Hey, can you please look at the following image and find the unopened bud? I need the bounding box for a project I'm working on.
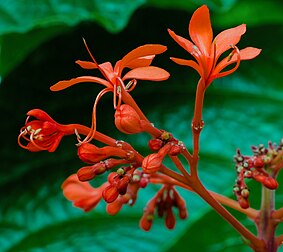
[148,138,163,151]
[117,176,130,195]
[102,185,119,203]
[77,163,107,181]
[263,177,278,190]
[139,212,154,231]
[114,104,143,134]
[165,208,176,230]
[238,197,250,209]
[168,143,183,156]
[78,143,107,163]
[142,153,163,174]
[254,157,265,168]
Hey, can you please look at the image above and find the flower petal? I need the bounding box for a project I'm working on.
[189,5,213,57]
[125,55,155,69]
[27,109,56,123]
[214,24,246,59]
[76,60,99,69]
[214,47,262,74]
[168,29,195,54]
[170,57,202,76]
[118,44,167,75]
[98,62,116,83]
[122,66,170,81]
[50,76,111,91]
[230,47,262,61]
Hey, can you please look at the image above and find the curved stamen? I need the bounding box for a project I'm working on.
[29,131,47,151]
[78,88,112,145]
[18,129,30,150]
[216,45,241,79]
[125,79,137,92]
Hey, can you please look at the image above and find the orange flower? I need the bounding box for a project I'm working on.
[50,40,170,143]
[168,5,261,87]
[18,109,73,152]
[62,174,108,212]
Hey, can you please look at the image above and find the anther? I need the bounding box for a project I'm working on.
[34,128,42,135]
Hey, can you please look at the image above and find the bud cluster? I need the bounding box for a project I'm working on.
[233,140,282,209]
[106,169,150,215]
[139,186,188,231]
[102,166,149,204]
[143,132,185,174]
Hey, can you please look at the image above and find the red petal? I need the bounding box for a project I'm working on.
[125,55,155,69]
[50,76,111,91]
[214,47,261,74]
[118,44,167,75]
[214,24,246,59]
[189,5,213,57]
[122,66,170,81]
[76,60,99,69]
[170,57,202,76]
[168,29,195,54]
[98,62,116,83]
[27,109,56,123]
[231,47,262,61]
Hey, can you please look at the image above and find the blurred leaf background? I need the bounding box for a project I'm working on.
[0,0,283,251]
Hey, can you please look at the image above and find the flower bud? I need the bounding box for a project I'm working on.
[148,139,163,151]
[77,163,107,181]
[142,153,163,174]
[114,104,143,134]
[139,176,149,188]
[139,212,154,231]
[106,200,123,215]
[165,208,176,230]
[253,157,265,169]
[262,177,278,190]
[78,143,107,163]
[102,185,119,203]
[238,197,250,209]
[117,176,130,195]
[168,143,183,156]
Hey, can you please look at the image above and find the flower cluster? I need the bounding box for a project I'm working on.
[140,186,187,231]
[18,5,265,237]
[233,140,283,209]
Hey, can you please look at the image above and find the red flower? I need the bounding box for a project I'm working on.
[18,109,73,152]
[62,174,108,212]
[168,5,261,87]
[50,41,170,143]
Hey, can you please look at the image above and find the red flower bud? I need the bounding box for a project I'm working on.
[262,177,278,190]
[139,176,149,188]
[139,212,154,231]
[165,208,176,230]
[178,207,188,220]
[102,185,119,203]
[148,139,163,151]
[142,153,163,174]
[114,104,144,134]
[107,172,118,184]
[77,163,107,181]
[168,143,183,156]
[106,200,123,215]
[253,157,265,169]
[238,197,250,209]
[78,143,107,163]
[117,176,130,195]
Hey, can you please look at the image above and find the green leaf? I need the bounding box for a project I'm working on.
[0,0,145,79]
